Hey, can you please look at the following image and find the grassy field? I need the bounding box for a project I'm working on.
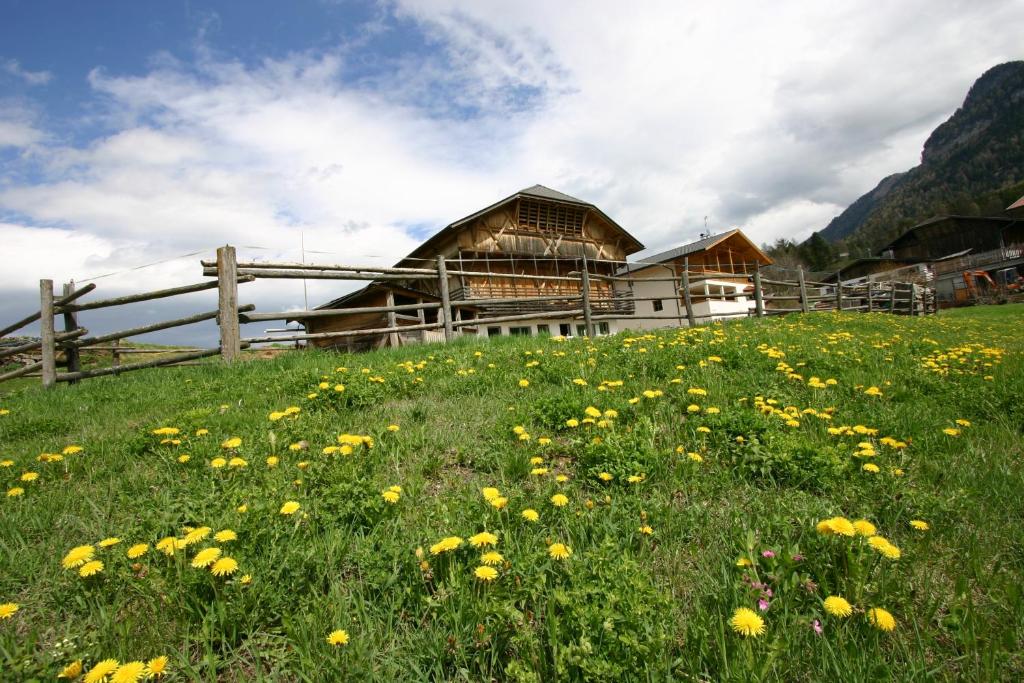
[1,306,1022,681]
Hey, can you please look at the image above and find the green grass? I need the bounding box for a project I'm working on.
[1,307,1023,681]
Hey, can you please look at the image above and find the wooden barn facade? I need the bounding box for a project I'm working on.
[301,185,645,349]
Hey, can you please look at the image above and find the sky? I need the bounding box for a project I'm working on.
[1,0,1022,346]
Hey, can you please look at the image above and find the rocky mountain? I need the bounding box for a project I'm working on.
[818,61,1024,252]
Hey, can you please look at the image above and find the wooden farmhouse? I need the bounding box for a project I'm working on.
[613,229,773,329]
[301,185,645,350]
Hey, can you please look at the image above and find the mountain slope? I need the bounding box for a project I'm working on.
[819,60,1024,251]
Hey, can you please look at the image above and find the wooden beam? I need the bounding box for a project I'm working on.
[57,348,223,382]
[0,282,96,338]
[217,246,241,363]
[64,278,252,313]
[39,280,56,389]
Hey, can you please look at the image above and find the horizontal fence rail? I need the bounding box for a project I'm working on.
[1,244,937,390]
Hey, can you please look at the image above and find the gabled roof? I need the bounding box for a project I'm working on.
[635,229,773,266]
[1008,195,1024,212]
[875,214,1015,254]
[399,184,645,264]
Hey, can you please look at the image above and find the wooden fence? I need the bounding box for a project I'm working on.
[1,245,935,389]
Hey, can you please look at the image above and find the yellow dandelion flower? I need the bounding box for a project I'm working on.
[823,595,853,618]
[639,525,653,535]
[867,536,901,559]
[0,602,18,619]
[190,547,222,568]
[481,551,503,566]
[182,527,211,545]
[239,574,252,585]
[942,428,960,436]
[195,428,209,436]
[469,531,498,548]
[145,656,168,678]
[327,629,349,646]
[210,557,239,577]
[382,490,400,504]
[530,467,548,476]
[481,487,501,501]
[909,520,929,531]
[20,472,38,482]
[220,437,242,449]
[279,501,301,515]
[98,537,120,548]
[736,557,751,567]
[84,659,119,683]
[521,508,539,522]
[7,487,24,497]
[177,454,190,463]
[62,545,95,569]
[387,424,400,432]
[518,379,530,387]
[156,537,178,556]
[489,496,508,510]
[236,504,248,513]
[867,607,896,631]
[598,472,613,481]
[550,493,569,507]
[474,565,498,581]
[729,607,766,637]
[565,419,579,428]
[429,536,463,555]
[548,543,572,560]
[210,457,227,469]
[126,543,149,559]
[58,660,83,679]
[78,560,103,577]
[228,457,247,468]
[853,520,876,537]
[110,661,146,683]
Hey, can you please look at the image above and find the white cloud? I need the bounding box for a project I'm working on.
[2,59,53,86]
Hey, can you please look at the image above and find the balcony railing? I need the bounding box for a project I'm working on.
[932,246,1024,276]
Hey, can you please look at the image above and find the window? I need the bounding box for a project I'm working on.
[576,324,587,337]
[517,199,585,235]
[559,323,572,337]
[487,326,502,337]
[509,327,532,336]
[536,324,551,336]
[652,299,664,312]
[598,322,610,335]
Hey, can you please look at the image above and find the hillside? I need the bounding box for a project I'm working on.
[1,308,1023,681]
[819,61,1024,251]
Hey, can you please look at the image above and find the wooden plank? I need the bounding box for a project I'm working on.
[64,278,252,313]
[242,322,441,344]
[0,361,43,383]
[385,290,399,348]
[835,275,843,312]
[0,283,96,338]
[458,309,584,328]
[39,280,56,389]
[72,305,253,348]
[437,256,454,342]
[217,246,241,363]
[753,265,765,317]
[580,255,594,337]
[201,259,438,275]
[57,348,222,382]
[242,302,441,322]
[593,310,752,321]
[61,283,82,382]
[797,267,809,313]
[682,257,697,326]
[205,267,435,281]
[0,328,87,361]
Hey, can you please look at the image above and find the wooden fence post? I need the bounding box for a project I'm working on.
[62,282,81,382]
[835,274,843,312]
[752,265,765,318]
[889,282,896,314]
[112,339,121,373]
[40,279,56,388]
[866,282,874,312]
[437,255,454,342]
[909,283,918,316]
[217,245,241,363]
[682,256,697,327]
[797,266,809,313]
[580,253,594,338]
[385,290,400,348]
